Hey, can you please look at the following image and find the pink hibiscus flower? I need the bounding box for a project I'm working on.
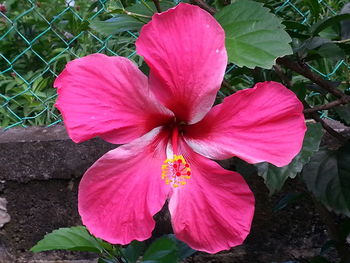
[54,3,306,253]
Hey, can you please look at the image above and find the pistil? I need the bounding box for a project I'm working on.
[161,126,191,188]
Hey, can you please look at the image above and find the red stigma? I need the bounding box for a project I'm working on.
[161,155,191,188]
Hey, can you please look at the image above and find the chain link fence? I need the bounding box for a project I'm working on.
[0,0,348,129]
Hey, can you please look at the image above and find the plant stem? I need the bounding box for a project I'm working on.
[304,102,348,143]
[221,79,237,92]
[273,64,292,88]
[152,0,161,13]
[333,38,350,44]
[276,57,347,99]
[276,57,350,142]
[124,10,152,18]
[303,98,350,113]
[190,0,216,14]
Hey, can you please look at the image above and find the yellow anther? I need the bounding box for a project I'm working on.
[161,154,191,188]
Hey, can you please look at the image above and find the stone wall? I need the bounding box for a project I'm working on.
[0,126,114,262]
[0,125,332,263]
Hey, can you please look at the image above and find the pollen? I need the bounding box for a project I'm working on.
[161,154,191,188]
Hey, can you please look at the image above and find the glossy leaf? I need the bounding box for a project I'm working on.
[304,0,320,20]
[312,14,350,36]
[109,0,124,12]
[142,236,178,263]
[167,234,196,260]
[341,3,350,39]
[283,21,309,32]
[256,123,323,194]
[90,15,145,35]
[317,43,345,60]
[303,142,350,216]
[90,1,177,35]
[300,37,332,51]
[126,1,176,15]
[215,0,292,69]
[31,226,103,253]
[123,241,145,263]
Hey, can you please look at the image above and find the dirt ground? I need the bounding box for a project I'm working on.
[1,172,334,263]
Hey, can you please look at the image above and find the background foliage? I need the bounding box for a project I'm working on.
[2,0,350,262]
[0,0,139,128]
[0,0,349,128]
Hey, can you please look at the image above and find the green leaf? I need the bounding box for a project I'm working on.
[125,2,157,16]
[167,234,196,260]
[256,123,323,194]
[90,15,145,35]
[317,43,345,61]
[126,1,175,16]
[299,37,345,60]
[303,142,350,216]
[312,14,350,36]
[283,21,309,32]
[123,241,145,263]
[215,0,292,69]
[255,162,290,194]
[318,26,339,39]
[304,0,320,20]
[290,81,307,101]
[301,37,332,51]
[109,0,124,11]
[110,1,175,16]
[31,226,103,253]
[142,236,178,263]
[341,4,350,39]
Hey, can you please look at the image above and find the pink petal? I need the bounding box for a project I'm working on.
[168,139,255,253]
[78,127,170,244]
[54,53,173,144]
[184,81,306,167]
[136,3,227,124]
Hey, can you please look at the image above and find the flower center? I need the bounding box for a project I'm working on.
[162,154,191,188]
